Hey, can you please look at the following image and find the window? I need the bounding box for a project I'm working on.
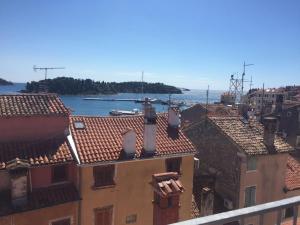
[52,165,67,183]
[166,157,182,174]
[93,165,115,187]
[285,207,294,218]
[126,214,137,224]
[296,136,300,148]
[287,111,292,117]
[95,206,113,225]
[74,121,85,129]
[247,157,257,171]
[245,186,256,207]
[51,218,71,225]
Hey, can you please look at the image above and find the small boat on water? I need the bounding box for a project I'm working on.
[109,108,140,116]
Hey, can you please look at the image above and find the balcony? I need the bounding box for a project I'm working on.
[171,196,300,225]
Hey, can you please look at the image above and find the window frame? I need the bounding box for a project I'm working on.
[246,157,257,172]
[52,164,68,184]
[49,216,72,225]
[165,157,182,174]
[244,185,256,207]
[93,164,115,188]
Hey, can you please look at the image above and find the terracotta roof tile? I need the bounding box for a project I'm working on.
[70,114,195,164]
[0,94,69,117]
[152,172,184,197]
[0,137,74,169]
[285,155,300,191]
[0,183,79,216]
[209,117,294,155]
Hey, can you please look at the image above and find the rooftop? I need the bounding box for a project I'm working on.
[285,154,300,191]
[0,137,74,169]
[0,94,69,117]
[209,117,294,155]
[0,183,79,217]
[70,114,196,164]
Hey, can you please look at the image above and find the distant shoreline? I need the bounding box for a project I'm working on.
[0,78,13,86]
[24,77,184,95]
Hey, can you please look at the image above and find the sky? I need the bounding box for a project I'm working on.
[0,0,299,90]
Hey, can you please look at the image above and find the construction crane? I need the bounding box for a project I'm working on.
[33,65,65,80]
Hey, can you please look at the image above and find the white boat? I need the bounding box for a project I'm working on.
[109,109,140,116]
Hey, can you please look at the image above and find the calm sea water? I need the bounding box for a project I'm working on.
[0,83,224,116]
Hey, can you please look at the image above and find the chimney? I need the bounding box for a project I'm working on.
[6,159,30,208]
[263,117,277,151]
[274,94,284,114]
[143,98,157,154]
[238,103,249,120]
[122,128,136,158]
[168,106,180,128]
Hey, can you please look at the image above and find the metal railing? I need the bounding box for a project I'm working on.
[171,196,300,225]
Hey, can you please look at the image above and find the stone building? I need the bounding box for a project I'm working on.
[184,116,295,225]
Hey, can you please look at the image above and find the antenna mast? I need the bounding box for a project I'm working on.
[242,61,254,95]
[141,71,144,94]
[33,65,65,80]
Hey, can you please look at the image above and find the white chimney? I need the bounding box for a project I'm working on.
[143,98,157,154]
[122,128,136,158]
[168,106,180,128]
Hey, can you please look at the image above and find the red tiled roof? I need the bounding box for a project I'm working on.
[70,114,196,164]
[0,94,69,117]
[0,184,80,216]
[0,137,74,169]
[281,219,300,225]
[285,155,300,191]
[209,117,294,155]
[152,172,184,197]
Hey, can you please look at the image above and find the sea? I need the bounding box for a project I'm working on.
[0,83,224,116]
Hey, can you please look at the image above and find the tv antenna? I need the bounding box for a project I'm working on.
[141,71,144,94]
[242,61,254,95]
[33,65,65,80]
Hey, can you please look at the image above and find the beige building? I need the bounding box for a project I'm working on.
[248,88,287,112]
[69,102,196,225]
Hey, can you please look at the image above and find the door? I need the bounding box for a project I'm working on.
[95,206,113,225]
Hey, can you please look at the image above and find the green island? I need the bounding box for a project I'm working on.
[24,77,183,95]
[0,78,13,85]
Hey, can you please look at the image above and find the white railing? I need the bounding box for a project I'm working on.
[171,196,300,225]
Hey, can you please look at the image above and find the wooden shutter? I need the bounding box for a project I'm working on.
[95,206,113,225]
[93,165,115,187]
[52,165,67,183]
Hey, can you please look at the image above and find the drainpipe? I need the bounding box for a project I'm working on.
[77,166,82,225]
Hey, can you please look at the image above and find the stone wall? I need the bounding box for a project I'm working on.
[184,120,241,209]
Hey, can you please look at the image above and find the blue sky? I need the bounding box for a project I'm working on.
[0,0,299,90]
